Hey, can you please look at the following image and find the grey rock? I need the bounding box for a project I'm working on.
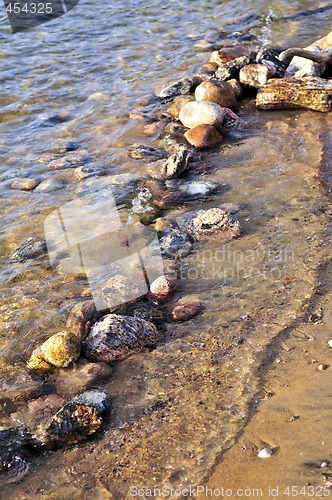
[75,166,105,180]
[0,428,31,484]
[176,208,240,242]
[215,56,251,81]
[158,226,193,259]
[156,76,200,98]
[161,146,190,179]
[11,237,47,262]
[128,144,167,161]
[34,178,64,192]
[82,314,162,363]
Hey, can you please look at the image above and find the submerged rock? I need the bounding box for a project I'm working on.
[172,302,205,321]
[161,146,190,179]
[27,331,81,371]
[195,81,238,109]
[47,154,92,170]
[35,390,111,449]
[179,101,224,129]
[11,237,47,262]
[176,208,240,242]
[0,428,32,485]
[126,302,166,325]
[34,178,64,192]
[11,178,38,191]
[82,314,162,363]
[128,144,167,161]
[130,187,158,224]
[158,226,193,259]
[150,274,179,302]
[66,300,105,342]
[184,124,222,149]
[156,76,200,98]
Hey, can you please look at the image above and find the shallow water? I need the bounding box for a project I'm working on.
[0,0,332,497]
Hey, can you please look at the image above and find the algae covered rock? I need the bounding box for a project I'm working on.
[27,331,81,371]
[82,314,162,363]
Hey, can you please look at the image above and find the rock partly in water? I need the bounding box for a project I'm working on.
[0,367,45,402]
[184,124,223,149]
[158,226,193,259]
[195,81,238,109]
[172,302,205,321]
[34,178,64,192]
[28,394,66,424]
[11,237,47,262]
[82,314,162,363]
[75,166,105,180]
[179,101,224,129]
[239,64,272,89]
[156,76,200,98]
[27,331,81,372]
[222,108,242,128]
[47,154,92,170]
[176,208,240,242]
[176,179,220,198]
[161,146,190,179]
[54,360,113,396]
[66,300,105,342]
[35,390,111,449]
[215,55,251,81]
[128,144,167,161]
[126,302,166,325]
[150,274,179,302]
[11,178,38,191]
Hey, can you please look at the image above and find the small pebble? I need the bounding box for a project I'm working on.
[321,461,329,468]
[11,178,38,191]
[328,340,332,348]
[34,178,64,192]
[317,363,329,371]
[258,447,273,458]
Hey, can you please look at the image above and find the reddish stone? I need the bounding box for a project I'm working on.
[184,124,222,150]
[195,81,238,110]
[150,274,179,302]
[172,302,205,321]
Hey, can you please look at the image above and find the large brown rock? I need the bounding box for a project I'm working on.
[178,101,224,129]
[195,81,238,109]
[184,124,222,149]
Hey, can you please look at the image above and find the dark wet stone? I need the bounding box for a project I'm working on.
[82,314,162,363]
[158,226,193,259]
[176,208,240,242]
[222,108,242,128]
[0,367,45,402]
[11,237,47,262]
[172,302,205,321]
[256,48,288,77]
[128,144,167,161]
[156,76,200,98]
[66,300,106,342]
[161,146,190,179]
[126,302,166,325]
[0,428,32,484]
[64,141,80,151]
[215,55,251,80]
[36,113,65,128]
[36,390,111,449]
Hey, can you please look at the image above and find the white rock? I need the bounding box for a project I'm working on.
[178,101,224,129]
[328,339,332,348]
[258,447,273,458]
